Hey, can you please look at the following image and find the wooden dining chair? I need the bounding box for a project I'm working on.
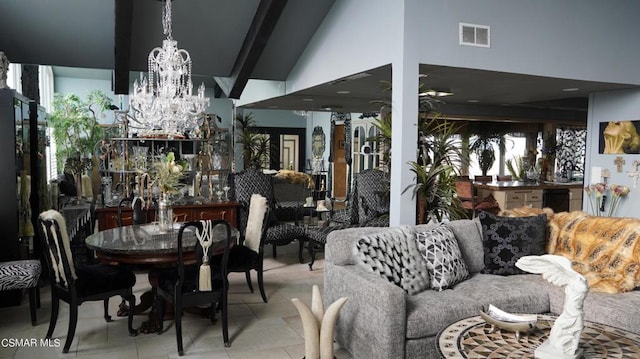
[157,219,233,355]
[455,180,500,218]
[117,197,146,227]
[224,194,270,303]
[37,209,137,353]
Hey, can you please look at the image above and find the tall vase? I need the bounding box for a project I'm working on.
[158,193,173,232]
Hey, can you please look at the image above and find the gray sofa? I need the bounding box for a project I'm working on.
[323,219,640,359]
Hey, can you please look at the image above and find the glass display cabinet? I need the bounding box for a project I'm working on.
[94,125,239,230]
[0,89,48,306]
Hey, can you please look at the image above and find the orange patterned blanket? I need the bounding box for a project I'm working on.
[547,211,640,293]
[499,207,640,293]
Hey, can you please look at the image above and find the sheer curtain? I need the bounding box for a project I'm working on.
[39,66,57,182]
[6,63,22,93]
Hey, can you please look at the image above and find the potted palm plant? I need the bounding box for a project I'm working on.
[404,117,469,223]
[49,90,113,197]
[235,112,271,169]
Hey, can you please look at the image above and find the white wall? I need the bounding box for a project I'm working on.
[409,0,640,84]
[285,0,401,94]
[586,88,640,218]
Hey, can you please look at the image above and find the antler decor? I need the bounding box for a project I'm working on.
[291,285,348,359]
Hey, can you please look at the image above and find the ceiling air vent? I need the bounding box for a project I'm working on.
[459,23,490,48]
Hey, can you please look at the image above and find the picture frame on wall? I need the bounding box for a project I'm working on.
[598,120,640,154]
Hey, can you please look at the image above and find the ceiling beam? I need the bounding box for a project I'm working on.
[227,0,288,99]
[113,0,133,95]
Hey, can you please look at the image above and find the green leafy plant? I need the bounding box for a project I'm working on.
[235,112,272,169]
[468,123,507,176]
[506,155,526,180]
[404,118,469,223]
[49,90,112,171]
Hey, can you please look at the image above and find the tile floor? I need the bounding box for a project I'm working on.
[0,242,352,359]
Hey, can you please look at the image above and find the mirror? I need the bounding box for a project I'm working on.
[312,126,325,158]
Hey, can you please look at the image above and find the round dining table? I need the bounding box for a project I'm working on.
[85,222,239,333]
[85,222,238,265]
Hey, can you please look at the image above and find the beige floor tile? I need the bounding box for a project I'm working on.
[0,244,351,359]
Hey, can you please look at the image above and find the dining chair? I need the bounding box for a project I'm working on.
[156,219,233,355]
[455,179,500,218]
[117,197,147,227]
[229,168,306,262]
[225,194,270,303]
[0,259,41,325]
[496,175,513,181]
[37,209,138,353]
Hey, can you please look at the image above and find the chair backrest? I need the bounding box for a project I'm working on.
[455,180,475,199]
[474,175,493,182]
[496,175,512,181]
[117,197,146,227]
[350,169,390,224]
[230,169,276,234]
[37,210,78,288]
[243,194,270,254]
[176,220,232,293]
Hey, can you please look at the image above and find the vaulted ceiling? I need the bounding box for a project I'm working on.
[1,0,638,119]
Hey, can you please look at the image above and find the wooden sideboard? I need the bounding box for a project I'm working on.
[475,181,584,212]
[96,202,240,230]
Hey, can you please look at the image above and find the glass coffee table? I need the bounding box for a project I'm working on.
[437,314,640,358]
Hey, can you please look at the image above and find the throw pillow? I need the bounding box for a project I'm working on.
[415,224,470,291]
[355,226,430,295]
[478,211,547,275]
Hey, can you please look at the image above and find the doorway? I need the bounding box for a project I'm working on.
[333,124,347,199]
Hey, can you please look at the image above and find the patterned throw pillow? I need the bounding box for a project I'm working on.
[415,224,470,291]
[478,211,547,275]
[355,226,430,295]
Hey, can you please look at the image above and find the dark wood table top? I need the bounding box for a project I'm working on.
[85,223,238,265]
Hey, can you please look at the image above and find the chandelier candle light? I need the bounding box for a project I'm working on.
[129,0,209,138]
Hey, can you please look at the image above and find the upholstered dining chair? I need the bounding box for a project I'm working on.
[455,179,500,218]
[37,209,137,353]
[229,168,306,262]
[305,169,391,270]
[224,194,270,303]
[157,219,233,355]
[0,259,41,325]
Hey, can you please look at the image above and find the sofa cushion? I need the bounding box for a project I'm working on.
[326,226,401,265]
[355,226,430,295]
[405,273,552,339]
[446,218,485,273]
[478,211,547,275]
[416,224,469,291]
[548,284,640,335]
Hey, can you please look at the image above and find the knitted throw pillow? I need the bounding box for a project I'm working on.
[355,226,430,295]
[478,211,547,275]
[415,224,470,291]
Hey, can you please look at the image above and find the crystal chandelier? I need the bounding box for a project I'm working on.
[128,0,209,138]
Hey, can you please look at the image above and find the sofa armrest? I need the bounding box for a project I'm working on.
[324,262,407,359]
